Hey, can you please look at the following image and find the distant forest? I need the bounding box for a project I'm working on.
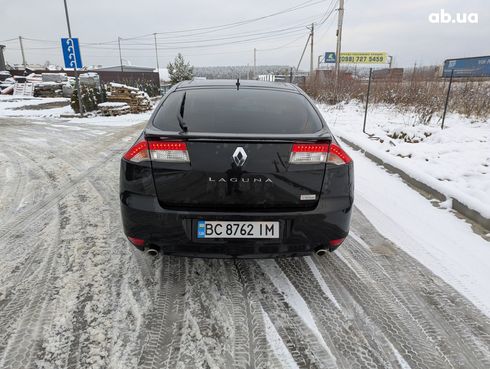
[194,65,292,79]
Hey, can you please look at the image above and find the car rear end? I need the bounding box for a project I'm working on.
[120,81,353,257]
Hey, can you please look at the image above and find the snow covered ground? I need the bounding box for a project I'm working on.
[0,96,72,117]
[66,111,154,127]
[0,116,489,368]
[319,102,490,219]
[0,95,154,126]
[347,144,490,317]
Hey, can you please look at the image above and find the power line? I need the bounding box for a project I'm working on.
[318,0,338,24]
[16,13,324,48]
[135,0,328,38]
[3,0,336,66]
[257,34,307,51]
[257,7,336,54]
[3,0,330,46]
[141,25,311,45]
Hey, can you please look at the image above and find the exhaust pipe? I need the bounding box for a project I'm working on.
[315,247,328,256]
[144,246,159,257]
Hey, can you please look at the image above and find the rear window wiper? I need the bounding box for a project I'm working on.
[177,92,189,133]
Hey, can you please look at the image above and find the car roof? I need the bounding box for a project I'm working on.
[175,79,299,92]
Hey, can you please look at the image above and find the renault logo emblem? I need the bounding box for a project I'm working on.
[232,147,247,166]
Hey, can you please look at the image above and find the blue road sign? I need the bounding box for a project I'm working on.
[61,38,83,69]
[324,52,336,63]
[443,56,490,78]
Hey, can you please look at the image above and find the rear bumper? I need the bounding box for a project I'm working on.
[120,192,352,258]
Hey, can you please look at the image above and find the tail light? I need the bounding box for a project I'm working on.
[123,138,190,163]
[123,136,149,162]
[328,144,352,165]
[289,142,351,165]
[149,141,190,163]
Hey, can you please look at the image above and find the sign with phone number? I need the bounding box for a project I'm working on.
[339,52,387,64]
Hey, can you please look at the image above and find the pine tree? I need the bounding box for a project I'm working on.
[167,53,193,85]
[70,85,105,114]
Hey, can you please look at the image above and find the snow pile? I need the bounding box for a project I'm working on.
[97,102,128,108]
[349,147,490,317]
[319,102,490,218]
[0,95,154,126]
[0,95,72,117]
[67,111,153,127]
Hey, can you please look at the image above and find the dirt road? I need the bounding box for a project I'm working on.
[0,117,489,369]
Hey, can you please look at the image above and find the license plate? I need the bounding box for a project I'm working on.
[197,220,279,239]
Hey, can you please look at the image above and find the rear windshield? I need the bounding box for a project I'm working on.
[152,88,323,134]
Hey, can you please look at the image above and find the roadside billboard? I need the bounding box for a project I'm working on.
[443,56,490,78]
[324,52,336,63]
[322,52,387,64]
[339,52,387,64]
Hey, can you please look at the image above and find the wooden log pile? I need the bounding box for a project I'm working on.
[34,82,63,97]
[107,83,151,113]
[98,102,131,116]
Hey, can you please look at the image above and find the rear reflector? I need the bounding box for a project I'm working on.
[289,142,352,165]
[127,236,145,247]
[149,141,190,163]
[329,238,345,247]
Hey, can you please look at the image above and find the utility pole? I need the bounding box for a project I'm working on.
[309,23,314,75]
[153,33,160,71]
[253,48,256,79]
[334,0,344,96]
[18,36,27,69]
[293,33,311,82]
[63,0,84,116]
[118,37,124,72]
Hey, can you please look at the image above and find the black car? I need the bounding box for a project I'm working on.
[120,79,353,257]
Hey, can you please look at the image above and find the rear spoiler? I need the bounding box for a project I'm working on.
[144,127,332,143]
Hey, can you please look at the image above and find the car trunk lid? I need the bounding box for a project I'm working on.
[145,131,331,211]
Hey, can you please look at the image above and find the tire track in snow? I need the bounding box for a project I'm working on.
[0,206,62,369]
[240,261,336,369]
[0,118,150,369]
[138,257,186,369]
[0,122,142,242]
[313,248,451,369]
[274,258,389,369]
[308,208,490,369]
[234,260,280,369]
[346,210,490,368]
[1,117,490,368]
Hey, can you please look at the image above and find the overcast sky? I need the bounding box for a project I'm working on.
[0,0,488,70]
